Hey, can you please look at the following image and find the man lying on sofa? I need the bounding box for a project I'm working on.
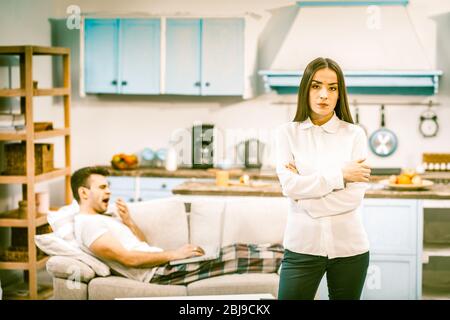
[72,166,283,285]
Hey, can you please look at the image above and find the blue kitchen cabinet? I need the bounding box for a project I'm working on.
[319,199,423,300]
[107,176,188,202]
[84,18,161,94]
[165,19,201,95]
[120,19,161,94]
[107,176,137,203]
[201,18,244,96]
[85,19,119,94]
[139,177,188,201]
[165,18,244,96]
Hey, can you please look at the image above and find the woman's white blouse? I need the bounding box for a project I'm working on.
[276,113,370,258]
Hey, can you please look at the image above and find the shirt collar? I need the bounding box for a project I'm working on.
[298,112,340,133]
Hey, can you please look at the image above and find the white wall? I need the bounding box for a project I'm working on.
[0,0,449,209]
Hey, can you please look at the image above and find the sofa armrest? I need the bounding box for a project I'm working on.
[46,256,96,283]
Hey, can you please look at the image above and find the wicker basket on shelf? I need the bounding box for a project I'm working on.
[4,142,54,175]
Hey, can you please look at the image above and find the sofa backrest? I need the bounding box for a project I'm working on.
[127,197,188,250]
[129,196,289,251]
[187,197,288,248]
[221,197,288,246]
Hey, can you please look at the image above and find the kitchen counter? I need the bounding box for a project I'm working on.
[172,181,450,200]
[101,166,278,180]
[101,166,450,183]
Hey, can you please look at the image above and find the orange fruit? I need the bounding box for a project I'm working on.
[397,174,412,184]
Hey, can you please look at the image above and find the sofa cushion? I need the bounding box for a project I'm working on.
[46,256,96,283]
[36,233,110,277]
[53,277,88,300]
[188,198,226,248]
[221,197,288,246]
[187,273,279,298]
[127,197,188,250]
[88,276,187,300]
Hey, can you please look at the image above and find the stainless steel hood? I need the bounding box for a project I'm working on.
[259,1,442,95]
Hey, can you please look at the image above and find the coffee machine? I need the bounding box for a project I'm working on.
[192,124,214,169]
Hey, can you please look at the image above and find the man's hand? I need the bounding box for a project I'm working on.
[342,159,371,183]
[171,244,205,261]
[116,198,132,226]
[285,162,299,174]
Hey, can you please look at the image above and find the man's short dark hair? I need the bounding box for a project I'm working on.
[71,166,110,202]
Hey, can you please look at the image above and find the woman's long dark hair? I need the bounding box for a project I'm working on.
[293,57,353,124]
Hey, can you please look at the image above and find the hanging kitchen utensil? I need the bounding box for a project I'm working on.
[419,101,439,138]
[353,101,368,137]
[369,105,398,157]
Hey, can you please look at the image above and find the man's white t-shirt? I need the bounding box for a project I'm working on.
[74,213,163,283]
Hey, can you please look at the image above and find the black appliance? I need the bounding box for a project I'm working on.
[236,139,264,169]
[192,124,214,169]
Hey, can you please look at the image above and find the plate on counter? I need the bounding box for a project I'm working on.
[379,179,434,191]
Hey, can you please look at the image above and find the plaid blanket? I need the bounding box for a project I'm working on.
[151,243,284,285]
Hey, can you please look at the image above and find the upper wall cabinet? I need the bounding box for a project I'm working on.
[165,18,245,96]
[84,18,161,94]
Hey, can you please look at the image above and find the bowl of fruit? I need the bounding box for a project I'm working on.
[380,169,433,191]
[111,153,138,170]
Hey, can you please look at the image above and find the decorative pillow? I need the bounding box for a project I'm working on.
[35,232,110,277]
[47,200,79,242]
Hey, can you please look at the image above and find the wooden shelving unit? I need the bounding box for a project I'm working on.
[0,45,72,300]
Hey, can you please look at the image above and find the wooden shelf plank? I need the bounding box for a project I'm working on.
[0,255,49,270]
[2,284,53,300]
[0,128,70,141]
[0,46,25,54]
[35,167,71,183]
[32,46,70,55]
[0,210,48,227]
[0,131,27,141]
[0,167,70,184]
[34,128,70,140]
[0,88,26,97]
[34,87,69,96]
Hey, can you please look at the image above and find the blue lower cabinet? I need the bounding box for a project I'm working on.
[318,254,418,300]
[319,199,423,300]
[361,199,421,255]
[107,176,137,203]
[362,254,419,300]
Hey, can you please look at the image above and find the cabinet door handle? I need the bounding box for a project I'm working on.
[111,80,117,85]
[121,81,128,86]
[162,183,167,189]
[137,197,142,202]
[194,81,201,87]
[205,82,210,87]
[129,198,134,202]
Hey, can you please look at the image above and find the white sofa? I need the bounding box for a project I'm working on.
[46,196,288,300]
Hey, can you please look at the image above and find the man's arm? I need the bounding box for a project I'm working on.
[89,232,204,268]
[116,198,146,242]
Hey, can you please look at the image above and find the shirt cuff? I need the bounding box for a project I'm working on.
[321,167,345,191]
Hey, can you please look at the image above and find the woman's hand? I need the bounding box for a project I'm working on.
[285,162,299,174]
[342,159,371,183]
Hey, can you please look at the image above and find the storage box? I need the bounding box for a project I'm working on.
[4,143,54,175]
[11,224,52,247]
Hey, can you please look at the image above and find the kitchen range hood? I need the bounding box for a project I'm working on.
[259,1,443,95]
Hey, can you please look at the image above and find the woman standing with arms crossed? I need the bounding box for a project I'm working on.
[276,57,372,300]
